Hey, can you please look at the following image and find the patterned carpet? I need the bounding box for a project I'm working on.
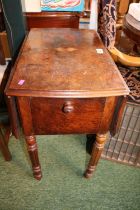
[0,135,140,210]
[118,65,140,104]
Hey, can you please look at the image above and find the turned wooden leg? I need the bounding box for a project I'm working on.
[25,135,42,180]
[84,133,107,178]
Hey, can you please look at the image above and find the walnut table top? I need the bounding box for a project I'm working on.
[6,28,129,98]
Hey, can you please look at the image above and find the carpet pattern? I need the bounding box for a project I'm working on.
[119,66,140,104]
[0,135,140,210]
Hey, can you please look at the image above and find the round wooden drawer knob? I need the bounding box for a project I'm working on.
[63,102,74,113]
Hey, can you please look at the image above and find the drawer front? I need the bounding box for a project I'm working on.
[31,98,105,134]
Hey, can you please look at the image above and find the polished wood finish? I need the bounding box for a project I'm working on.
[110,96,127,136]
[116,0,129,44]
[0,129,11,161]
[0,1,11,64]
[109,47,140,67]
[0,1,6,64]
[17,96,42,180]
[25,135,42,180]
[124,14,140,45]
[6,96,20,139]
[5,28,129,180]
[25,12,80,30]
[0,112,12,161]
[0,37,5,65]
[6,29,129,97]
[116,0,129,25]
[0,31,11,58]
[84,133,107,178]
[0,1,5,32]
[30,98,105,134]
[109,13,140,67]
[110,2,140,67]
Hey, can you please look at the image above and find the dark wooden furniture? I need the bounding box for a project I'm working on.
[124,13,140,48]
[5,28,129,180]
[25,12,80,30]
[0,0,5,65]
[0,39,5,65]
[0,112,11,161]
[0,62,12,161]
[0,4,11,157]
[0,2,4,32]
[1,0,26,59]
[109,1,140,67]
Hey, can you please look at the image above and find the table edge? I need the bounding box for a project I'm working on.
[5,88,130,98]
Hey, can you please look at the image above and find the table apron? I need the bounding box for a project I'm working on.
[16,96,119,136]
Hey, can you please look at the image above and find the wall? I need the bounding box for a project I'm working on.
[21,0,41,12]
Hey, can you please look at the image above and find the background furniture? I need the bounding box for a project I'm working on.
[0,0,25,159]
[5,28,129,180]
[0,0,26,137]
[25,12,81,30]
[0,0,26,60]
[0,112,11,161]
[123,13,140,53]
[109,0,140,67]
[0,39,5,65]
[116,0,140,42]
[101,1,140,166]
[0,1,8,65]
[0,62,12,161]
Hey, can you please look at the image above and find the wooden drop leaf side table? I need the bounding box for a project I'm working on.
[5,28,129,180]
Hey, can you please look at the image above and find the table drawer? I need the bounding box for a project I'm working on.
[31,98,106,134]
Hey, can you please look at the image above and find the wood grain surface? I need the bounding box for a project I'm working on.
[6,28,129,98]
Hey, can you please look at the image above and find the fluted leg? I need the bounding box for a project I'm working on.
[26,135,42,180]
[84,133,107,178]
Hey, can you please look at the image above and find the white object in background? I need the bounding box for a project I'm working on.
[0,62,8,85]
[89,0,98,30]
[128,3,140,21]
[21,0,41,12]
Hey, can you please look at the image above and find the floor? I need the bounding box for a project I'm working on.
[0,134,140,210]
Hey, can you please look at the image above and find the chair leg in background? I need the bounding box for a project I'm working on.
[0,129,12,161]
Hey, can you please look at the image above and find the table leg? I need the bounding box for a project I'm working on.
[25,135,42,180]
[84,133,107,178]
